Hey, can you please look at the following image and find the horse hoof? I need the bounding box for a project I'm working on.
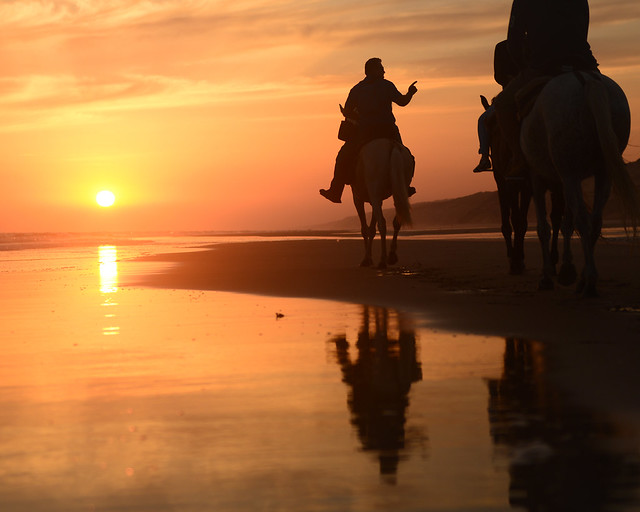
[538,277,554,291]
[387,253,398,266]
[557,263,578,286]
[377,262,387,270]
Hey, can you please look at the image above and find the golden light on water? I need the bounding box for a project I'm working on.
[99,245,118,294]
[99,245,120,336]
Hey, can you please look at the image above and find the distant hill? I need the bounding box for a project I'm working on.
[315,159,640,231]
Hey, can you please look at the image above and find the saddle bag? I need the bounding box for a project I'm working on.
[338,119,358,142]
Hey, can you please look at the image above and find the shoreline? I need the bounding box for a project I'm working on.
[134,237,640,344]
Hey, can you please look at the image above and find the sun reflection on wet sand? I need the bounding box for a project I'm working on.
[0,244,639,511]
[99,245,118,295]
[99,245,120,337]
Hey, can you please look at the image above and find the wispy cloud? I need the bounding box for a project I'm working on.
[0,0,638,131]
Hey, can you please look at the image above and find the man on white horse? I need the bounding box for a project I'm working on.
[319,58,418,203]
[493,0,599,178]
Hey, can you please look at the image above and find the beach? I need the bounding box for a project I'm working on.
[138,235,640,424]
[137,236,640,344]
[2,233,640,511]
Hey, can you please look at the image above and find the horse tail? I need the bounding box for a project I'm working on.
[390,143,413,226]
[586,77,640,236]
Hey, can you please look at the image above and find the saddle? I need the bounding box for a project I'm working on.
[515,75,552,121]
[515,67,602,121]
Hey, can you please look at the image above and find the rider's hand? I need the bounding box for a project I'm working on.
[408,81,418,96]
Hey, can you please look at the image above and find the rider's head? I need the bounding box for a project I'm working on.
[365,58,384,79]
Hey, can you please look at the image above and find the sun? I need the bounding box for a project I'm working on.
[96,190,116,208]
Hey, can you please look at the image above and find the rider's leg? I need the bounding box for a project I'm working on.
[320,141,358,203]
[474,107,493,173]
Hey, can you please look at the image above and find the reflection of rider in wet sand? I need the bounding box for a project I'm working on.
[320,58,418,204]
[330,306,423,481]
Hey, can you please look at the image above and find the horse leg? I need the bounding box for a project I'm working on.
[575,170,611,295]
[495,175,515,270]
[555,191,577,286]
[512,182,532,275]
[354,198,373,267]
[564,177,598,296]
[549,187,563,272]
[556,201,577,286]
[532,179,554,290]
[371,202,387,269]
[388,216,401,265]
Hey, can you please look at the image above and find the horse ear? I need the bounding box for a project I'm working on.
[480,95,490,110]
[339,104,345,115]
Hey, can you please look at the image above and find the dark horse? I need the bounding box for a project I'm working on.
[481,95,532,275]
[521,72,639,295]
[481,95,565,277]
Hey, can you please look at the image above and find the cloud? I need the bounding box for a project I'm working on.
[0,0,638,132]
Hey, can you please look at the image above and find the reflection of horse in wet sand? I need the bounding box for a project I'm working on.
[351,139,414,268]
[330,306,424,482]
[486,338,640,510]
[521,72,640,295]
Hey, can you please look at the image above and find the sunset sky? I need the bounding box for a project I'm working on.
[1,0,639,232]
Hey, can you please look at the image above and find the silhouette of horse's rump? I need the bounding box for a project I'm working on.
[351,139,414,268]
[521,71,639,295]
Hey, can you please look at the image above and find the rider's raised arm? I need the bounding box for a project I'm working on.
[392,81,417,107]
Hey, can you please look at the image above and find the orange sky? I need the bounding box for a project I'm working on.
[1,0,639,232]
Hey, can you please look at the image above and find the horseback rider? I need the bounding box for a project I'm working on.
[473,40,520,173]
[319,58,418,203]
[492,0,599,177]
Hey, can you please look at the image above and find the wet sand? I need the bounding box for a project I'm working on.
[0,243,518,510]
[138,236,640,421]
[1,237,640,510]
[138,237,640,344]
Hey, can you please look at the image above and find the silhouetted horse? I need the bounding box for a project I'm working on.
[351,139,414,268]
[481,95,531,275]
[481,95,564,276]
[521,72,639,295]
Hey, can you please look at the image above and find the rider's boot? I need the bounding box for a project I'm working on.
[320,183,344,203]
[473,154,492,173]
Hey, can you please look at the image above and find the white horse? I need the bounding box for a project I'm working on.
[521,71,639,296]
[351,139,414,268]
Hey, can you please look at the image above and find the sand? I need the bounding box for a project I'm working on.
[1,235,639,510]
[137,236,640,344]
[136,235,640,421]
